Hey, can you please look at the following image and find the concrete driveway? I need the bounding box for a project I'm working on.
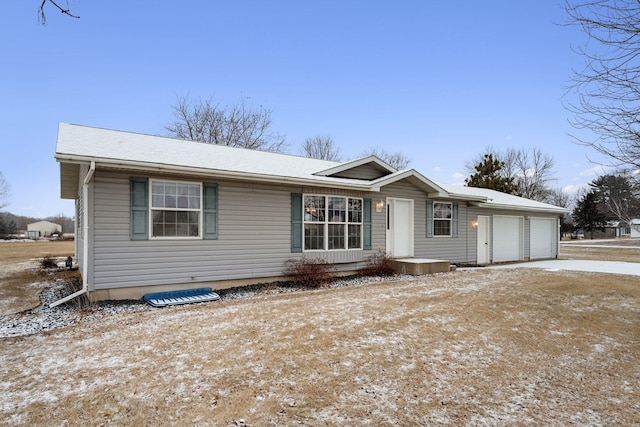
[487,259,640,277]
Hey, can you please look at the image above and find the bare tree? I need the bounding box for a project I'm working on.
[0,171,10,210]
[508,147,557,201]
[362,148,410,170]
[38,0,80,25]
[300,135,342,161]
[165,95,287,153]
[464,147,556,201]
[564,0,640,169]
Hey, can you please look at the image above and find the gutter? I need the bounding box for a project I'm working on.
[467,201,570,215]
[55,154,377,193]
[50,161,95,308]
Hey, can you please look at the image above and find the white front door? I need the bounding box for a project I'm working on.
[476,215,490,265]
[386,198,414,257]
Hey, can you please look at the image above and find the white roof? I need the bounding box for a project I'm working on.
[55,123,568,214]
[437,183,570,214]
[56,123,349,184]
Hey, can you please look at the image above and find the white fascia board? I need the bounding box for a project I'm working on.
[438,191,488,202]
[55,155,373,191]
[314,155,396,176]
[469,201,570,214]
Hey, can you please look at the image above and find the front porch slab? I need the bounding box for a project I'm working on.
[390,258,451,275]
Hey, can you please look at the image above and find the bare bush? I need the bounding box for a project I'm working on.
[283,258,336,288]
[358,252,396,277]
[40,255,58,269]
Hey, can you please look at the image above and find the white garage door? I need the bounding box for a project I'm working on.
[493,216,523,262]
[530,217,556,259]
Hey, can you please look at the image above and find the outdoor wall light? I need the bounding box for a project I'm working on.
[375,200,385,212]
[471,220,478,228]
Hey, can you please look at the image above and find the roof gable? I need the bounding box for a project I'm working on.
[314,156,396,180]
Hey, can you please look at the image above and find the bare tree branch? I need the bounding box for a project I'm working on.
[361,148,410,170]
[165,95,288,153]
[300,135,342,161]
[563,0,640,169]
[464,146,557,201]
[38,0,80,26]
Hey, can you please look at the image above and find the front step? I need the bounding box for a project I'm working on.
[390,258,451,275]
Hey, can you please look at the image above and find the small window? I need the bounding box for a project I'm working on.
[151,180,201,238]
[433,202,452,236]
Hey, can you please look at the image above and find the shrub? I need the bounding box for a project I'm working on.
[283,258,336,288]
[358,252,396,277]
[40,254,58,269]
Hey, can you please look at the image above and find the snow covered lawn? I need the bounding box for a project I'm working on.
[1,268,639,426]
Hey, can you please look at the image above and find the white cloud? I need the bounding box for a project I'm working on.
[562,184,588,195]
[452,172,465,179]
[578,164,609,178]
[433,166,441,172]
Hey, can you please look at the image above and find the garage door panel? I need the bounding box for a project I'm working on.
[530,218,555,259]
[493,216,523,262]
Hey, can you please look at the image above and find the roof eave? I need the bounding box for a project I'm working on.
[469,201,570,214]
[55,154,377,193]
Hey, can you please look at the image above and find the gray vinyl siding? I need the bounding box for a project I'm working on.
[90,169,560,290]
[92,171,291,289]
[377,181,474,263]
[330,164,391,180]
[91,171,371,290]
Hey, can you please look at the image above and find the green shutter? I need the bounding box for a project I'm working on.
[203,183,218,239]
[291,193,303,252]
[426,200,433,238]
[452,202,459,238]
[363,198,372,250]
[130,177,149,240]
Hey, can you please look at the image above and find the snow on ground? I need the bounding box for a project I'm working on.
[1,267,638,426]
[486,259,640,276]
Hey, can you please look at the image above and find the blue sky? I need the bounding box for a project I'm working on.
[1,1,607,218]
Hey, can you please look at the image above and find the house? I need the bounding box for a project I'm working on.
[26,220,62,238]
[55,123,569,302]
[631,219,640,238]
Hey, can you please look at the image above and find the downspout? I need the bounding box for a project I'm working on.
[50,161,95,308]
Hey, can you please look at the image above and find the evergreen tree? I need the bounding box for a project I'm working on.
[465,154,518,194]
[573,190,608,239]
[590,174,640,224]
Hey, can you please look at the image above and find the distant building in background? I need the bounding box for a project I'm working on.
[27,220,62,238]
[631,219,640,239]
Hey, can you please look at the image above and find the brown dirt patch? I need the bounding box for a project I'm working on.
[0,241,75,315]
[1,268,638,426]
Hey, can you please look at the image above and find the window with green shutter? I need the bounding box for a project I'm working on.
[131,177,218,240]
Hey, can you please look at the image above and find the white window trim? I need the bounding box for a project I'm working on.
[149,178,203,240]
[303,194,363,252]
[433,201,452,237]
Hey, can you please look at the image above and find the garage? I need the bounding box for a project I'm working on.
[492,216,524,262]
[530,217,557,259]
